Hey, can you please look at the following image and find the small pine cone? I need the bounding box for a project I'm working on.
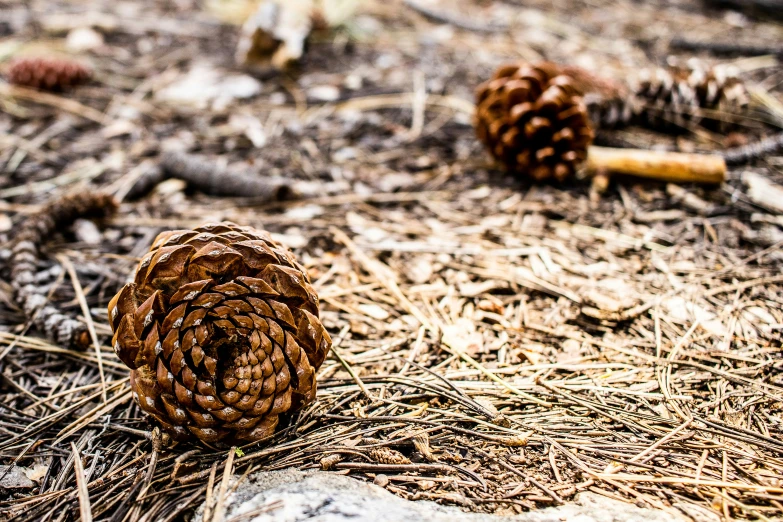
[633,67,700,130]
[633,66,748,132]
[11,192,117,348]
[108,222,332,445]
[560,65,636,130]
[475,62,594,182]
[6,57,92,91]
[582,92,637,130]
[689,66,749,131]
[369,447,411,465]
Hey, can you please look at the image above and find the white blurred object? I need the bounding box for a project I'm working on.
[235,0,314,71]
[228,113,268,147]
[235,0,360,71]
[154,64,262,109]
[66,27,104,52]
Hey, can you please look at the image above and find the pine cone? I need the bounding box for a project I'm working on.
[11,192,117,348]
[633,65,748,132]
[475,62,594,182]
[108,222,332,444]
[560,65,636,130]
[690,66,749,131]
[6,57,92,91]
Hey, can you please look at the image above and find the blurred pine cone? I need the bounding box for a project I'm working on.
[559,65,637,130]
[7,57,92,91]
[633,65,748,132]
[108,222,332,444]
[475,62,594,182]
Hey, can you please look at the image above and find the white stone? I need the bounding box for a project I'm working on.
[196,469,687,522]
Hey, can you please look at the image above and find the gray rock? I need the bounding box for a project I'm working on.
[196,469,689,522]
[0,465,35,489]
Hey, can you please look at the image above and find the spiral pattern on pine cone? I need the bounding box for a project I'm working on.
[108,222,331,444]
[7,57,92,91]
[475,62,594,182]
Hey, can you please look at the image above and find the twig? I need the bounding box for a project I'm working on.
[332,344,375,401]
[71,442,93,522]
[440,344,552,408]
[211,448,236,522]
[403,0,508,33]
[0,81,109,124]
[335,462,453,472]
[586,146,726,184]
[669,37,783,57]
[201,461,219,522]
[57,255,107,403]
[723,133,783,165]
[594,474,783,492]
[159,151,291,200]
[123,152,297,200]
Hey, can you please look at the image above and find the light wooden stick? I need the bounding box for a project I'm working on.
[586,146,726,184]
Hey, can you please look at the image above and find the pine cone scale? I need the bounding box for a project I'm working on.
[110,222,331,445]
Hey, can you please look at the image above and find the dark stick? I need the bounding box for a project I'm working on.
[125,151,295,200]
[160,151,292,200]
[403,0,508,33]
[723,132,783,165]
[670,37,783,57]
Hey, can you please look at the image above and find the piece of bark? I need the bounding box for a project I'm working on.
[666,184,717,215]
[160,151,292,199]
[743,171,783,214]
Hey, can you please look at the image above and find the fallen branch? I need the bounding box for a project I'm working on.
[161,151,292,199]
[124,151,301,201]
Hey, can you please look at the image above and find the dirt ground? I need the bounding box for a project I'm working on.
[0,0,782,520]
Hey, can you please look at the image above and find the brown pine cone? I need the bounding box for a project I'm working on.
[560,65,637,130]
[475,62,594,182]
[633,67,699,130]
[6,57,92,91]
[108,222,332,444]
[633,65,748,132]
[690,66,749,131]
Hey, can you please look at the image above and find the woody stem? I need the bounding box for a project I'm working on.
[585,145,726,184]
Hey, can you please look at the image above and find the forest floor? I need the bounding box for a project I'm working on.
[1,0,782,520]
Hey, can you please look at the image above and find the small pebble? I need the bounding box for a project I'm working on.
[66,27,104,52]
[73,219,102,245]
